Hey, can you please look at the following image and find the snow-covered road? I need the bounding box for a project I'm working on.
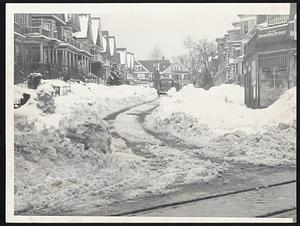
[14,82,296,218]
[89,99,296,218]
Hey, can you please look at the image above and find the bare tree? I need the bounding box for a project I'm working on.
[182,36,218,89]
[150,44,162,61]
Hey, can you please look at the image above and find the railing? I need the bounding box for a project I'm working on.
[268,15,289,26]
[27,26,57,39]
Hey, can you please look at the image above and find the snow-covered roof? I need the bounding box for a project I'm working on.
[130,53,134,69]
[91,18,99,45]
[117,49,127,65]
[109,36,115,56]
[126,52,131,68]
[101,36,107,52]
[91,17,103,47]
[73,14,90,39]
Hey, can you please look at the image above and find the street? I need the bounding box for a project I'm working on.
[75,98,296,219]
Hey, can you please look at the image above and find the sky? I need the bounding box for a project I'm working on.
[11,3,291,60]
[90,3,290,60]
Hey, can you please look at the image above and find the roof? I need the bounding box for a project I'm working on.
[101,31,110,54]
[73,14,91,40]
[108,36,116,57]
[161,62,191,74]
[138,59,171,72]
[91,17,101,46]
[134,60,149,72]
[117,48,127,65]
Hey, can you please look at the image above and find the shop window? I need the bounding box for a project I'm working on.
[258,52,288,107]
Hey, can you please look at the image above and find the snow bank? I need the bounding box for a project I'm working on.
[146,84,296,166]
[14,80,158,214]
[148,84,296,135]
[15,80,157,130]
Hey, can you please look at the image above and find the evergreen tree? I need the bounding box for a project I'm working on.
[107,64,122,86]
[197,68,213,90]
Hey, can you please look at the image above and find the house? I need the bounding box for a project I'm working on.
[14,13,99,83]
[73,14,98,82]
[160,62,192,90]
[133,60,151,83]
[90,17,104,83]
[136,57,171,80]
[116,48,128,83]
[243,4,296,108]
[100,30,112,83]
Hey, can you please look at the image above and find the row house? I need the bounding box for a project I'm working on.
[215,15,268,86]
[14,14,73,83]
[100,30,112,83]
[243,6,296,108]
[14,13,136,86]
[90,17,104,83]
[116,48,127,83]
[126,52,135,83]
[14,13,106,84]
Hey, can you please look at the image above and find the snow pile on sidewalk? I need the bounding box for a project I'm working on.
[148,84,296,135]
[15,80,157,130]
[14,80,159,214]
[146,84,296,166]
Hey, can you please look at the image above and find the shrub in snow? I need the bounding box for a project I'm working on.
[27,73,42,89]
[35,84,56,113]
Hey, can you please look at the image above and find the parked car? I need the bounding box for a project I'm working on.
[157,78,174,95]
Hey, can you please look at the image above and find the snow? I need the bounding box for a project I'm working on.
[42,79,69,87]
[73,14,89,39]
[148,84,296,135]
[101,36,107,52]
[91,18,100,46]
[14,80,159,214]
[146,84,296,166]
[109,37,115,56]
[167,87,177,96]
[15,80,157,130]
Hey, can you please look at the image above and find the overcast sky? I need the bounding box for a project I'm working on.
[12,3,291,60]
[91,3,290,60]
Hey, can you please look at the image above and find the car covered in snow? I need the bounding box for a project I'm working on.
[157,78,175,95]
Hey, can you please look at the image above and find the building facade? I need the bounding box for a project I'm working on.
[160,62,192,90]
[243,13,296,108]
[14,13,110,84]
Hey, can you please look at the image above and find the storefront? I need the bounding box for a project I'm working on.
[244,21,296,109]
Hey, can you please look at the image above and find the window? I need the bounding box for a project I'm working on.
[44,22,51,30]
[184,74,191,80]
[64,29,70,41]
[258,53,288,107]
[173,74,180,80]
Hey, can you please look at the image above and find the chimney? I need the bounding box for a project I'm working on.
[162,56,165,61]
